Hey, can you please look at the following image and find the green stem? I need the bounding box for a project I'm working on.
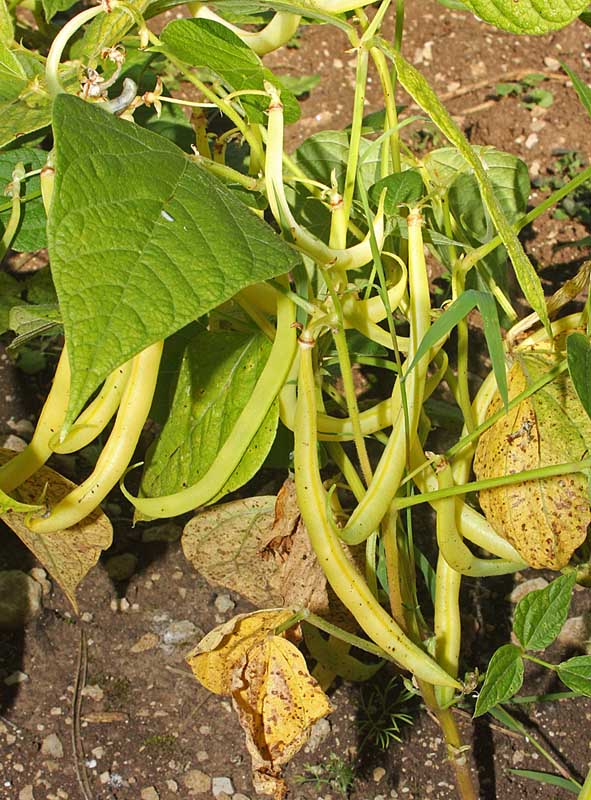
[578,766,591,800]
[341,45,368,228]
[522,654,557,671]
[395,457,591,511]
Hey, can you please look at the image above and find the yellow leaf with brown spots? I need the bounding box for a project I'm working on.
[474,353,591,569]
[186,609,296,695]
[231,635,333,800]
[0,449,112,612]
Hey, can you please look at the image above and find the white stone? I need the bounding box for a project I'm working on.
[213,777,235,797]
[214,594,235,614]
[162,620,201,645]
[544,56,561,71]
[140,788,159,800]
[41,734,64,759]
[306,718,331,752]
[18,787,34,800]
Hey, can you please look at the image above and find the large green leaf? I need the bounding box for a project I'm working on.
[0,147,47,251]
[513,572,576,651]
[160,18,300,124]
[461,0,588,34]
[474,644,524,717]
[141,329,278,503]
[49,95,301,425]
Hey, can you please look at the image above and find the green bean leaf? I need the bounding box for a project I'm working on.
[474,644,524,717]
[567,332,591,419]
[160,18,300,124]
[49,95,301,426]
[403,288,507,408]
[460,0,588,34]
[556,655,591,696]
[369,170,424,214]
[140,329,278,508]
[513,572,576,651]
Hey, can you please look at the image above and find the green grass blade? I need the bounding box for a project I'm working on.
[378,41,550,339]
[560,62,591,121]
[507,769,579,794]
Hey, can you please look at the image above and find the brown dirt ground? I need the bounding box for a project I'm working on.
[2,2,591,799]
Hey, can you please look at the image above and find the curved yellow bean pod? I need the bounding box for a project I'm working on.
[339,209,431,545]
[51,360,133,454]
[265,83,384,271]
[123,292,297,518]
[294,340,459,689]
[0,345,70,493]
[192,6,301,55]
[27,341,163,533]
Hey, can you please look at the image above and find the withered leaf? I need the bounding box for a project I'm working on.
[186,609,296,695]
[0,449,113,612]
[182,480,329,614]
[231,635,333,800]
[474,353,591,569]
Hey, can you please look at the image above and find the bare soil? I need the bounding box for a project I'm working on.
[1,3,591,799]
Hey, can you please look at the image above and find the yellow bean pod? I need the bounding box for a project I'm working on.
[27,341,163,533]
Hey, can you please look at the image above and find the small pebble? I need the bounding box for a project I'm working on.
[162,620,201,645]
[81,685,104,702]
[99,772,110,785]
[524,133,538,150]
[213,777,235,797]
[373,767,386,782]
[18,787,34,800]
[41,733,64,759]
[305,718,331,752]
[2,434,27,452]
[183,769,211,794]
[166,779,178,793]
[214,594,235,614]
[232,794,251,800]
[196,750,209,762]
[92,747,105,759]
[81,612,93,623]
[4,671,29,686]
[558,616,590,651]
[544,56,560,71]
[29,568,51,597]
[140,788,159,800]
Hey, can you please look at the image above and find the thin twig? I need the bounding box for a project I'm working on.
[72,626,93,800]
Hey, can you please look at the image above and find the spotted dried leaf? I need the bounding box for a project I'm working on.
[0,449,112,611]
[474,353,591,569]
[231,635,333,799]
[182,480,329,613]
[186,609,296,695]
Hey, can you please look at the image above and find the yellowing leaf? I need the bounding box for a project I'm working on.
[231,635,333,799]
[474,354,591,569]
[0,449,112,612]
[182,479,329,613]
[186,609,296,695]
[182,496,281,607]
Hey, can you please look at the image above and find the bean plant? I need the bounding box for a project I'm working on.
[1,0,591,797]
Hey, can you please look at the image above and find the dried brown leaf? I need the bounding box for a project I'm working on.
[181,480,329,613]
[0,449,113,612]
[474,355,591,569]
